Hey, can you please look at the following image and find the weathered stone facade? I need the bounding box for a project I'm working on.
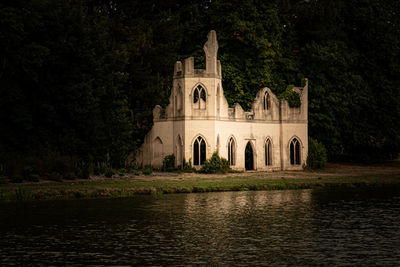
[136,31,308,171]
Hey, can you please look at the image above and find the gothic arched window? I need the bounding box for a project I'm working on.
[290,138,301,165]
[228,137,235,166]
[265,139,272,166]
[193,136,206,165]
[193,85,206,109]
[264,91,271,110]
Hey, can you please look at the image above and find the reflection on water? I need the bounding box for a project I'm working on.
[0,188,400,266]
[184,188,311,214]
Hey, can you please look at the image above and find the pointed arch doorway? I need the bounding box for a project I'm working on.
[245,141,255,170]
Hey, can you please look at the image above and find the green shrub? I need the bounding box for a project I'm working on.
[221,157,230,171]
[133,170,140,176]
[307,137,327,169]
[105,168,115,178]
[27,174,40,182]
[199,152,231,174]
[182,158,195,172]
[143,166,153,175]
[118,168,127,176]
[49,172,63,182]
[129,160,139,173]
[278,85,301,107]
[162,154,176,172]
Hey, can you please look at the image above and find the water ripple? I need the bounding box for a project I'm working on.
[0,188,400,266]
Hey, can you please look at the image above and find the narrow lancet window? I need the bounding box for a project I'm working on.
[290,138,301,165]
[228,137,235,166]
[265,139,272,166]
[264,91,271,110]
[194,136,206,165]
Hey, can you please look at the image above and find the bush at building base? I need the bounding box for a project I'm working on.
[307,137,327,169]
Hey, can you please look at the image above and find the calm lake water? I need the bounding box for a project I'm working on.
[1,188,400,266]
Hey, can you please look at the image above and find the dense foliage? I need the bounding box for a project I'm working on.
[0,0,399,177]
[199,152,231,174]
[306,137,327,169]
[162,154,176,172]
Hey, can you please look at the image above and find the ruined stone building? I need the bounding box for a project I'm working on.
[136,31,308,171]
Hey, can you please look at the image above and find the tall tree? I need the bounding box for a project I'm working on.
[0,0,134,170]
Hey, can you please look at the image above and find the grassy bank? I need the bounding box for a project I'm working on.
[1,172,400,202]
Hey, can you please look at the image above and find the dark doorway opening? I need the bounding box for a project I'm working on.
[245,141,254,170]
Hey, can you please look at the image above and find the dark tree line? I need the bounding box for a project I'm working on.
[0,0,399,177]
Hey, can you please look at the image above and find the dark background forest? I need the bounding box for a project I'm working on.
[1,0,399,177]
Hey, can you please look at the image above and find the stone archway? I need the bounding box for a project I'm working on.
[245,141,254,170]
